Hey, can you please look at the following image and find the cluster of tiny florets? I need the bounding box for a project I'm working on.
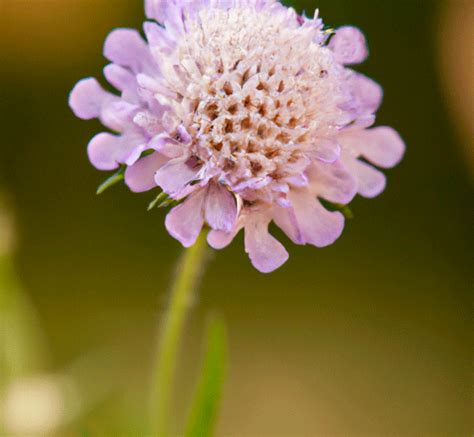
[183,9,343,188]
[70,0,405,272]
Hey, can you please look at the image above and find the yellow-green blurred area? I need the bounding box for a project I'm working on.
[0,0,472,435]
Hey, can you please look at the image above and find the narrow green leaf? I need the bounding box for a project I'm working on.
[185,316,228,437]
[96,167,125,195]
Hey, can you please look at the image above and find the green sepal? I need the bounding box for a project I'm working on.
[96,167,125,195]
[147,191,183,211]
[319,198,354,219]
[147,192,169,211]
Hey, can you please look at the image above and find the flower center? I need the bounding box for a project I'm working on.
[191,62,310,182]
[173,7,346,190]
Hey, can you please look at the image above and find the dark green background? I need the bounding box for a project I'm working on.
[1,0,472,435]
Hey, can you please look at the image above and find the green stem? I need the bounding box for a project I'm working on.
[150,231,210,435]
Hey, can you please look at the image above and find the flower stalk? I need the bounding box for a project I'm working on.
[150,231,210,435]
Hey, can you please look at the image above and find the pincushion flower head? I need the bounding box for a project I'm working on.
[70,0,405,273]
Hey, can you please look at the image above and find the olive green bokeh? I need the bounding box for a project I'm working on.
[0,0,472,435]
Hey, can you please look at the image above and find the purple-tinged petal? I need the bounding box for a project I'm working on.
[104,29,155,74]
[124,143,149,166]
[177,125,192,144]
[136,73,171,97]
[345,72,383,117]
[154,157,201,196]
[244,215,289,273]
[272,182,289,193]
[145,0,165,22]
[287,189,345,247]
[165,189,206,247]
[69,78,138,132]
[207,227,240,250]
[313,138,341,163]
[273,205,302,245]
[232,176,272,192]
[184,0,210,19]
[100,100,140,132]
[104,64,134,91]
[87,132,138,171]
[283,174,309,188]
[143,21,176,51]
[69,78,114,120]
[346,158,386,198]
[307,160,357,204]
[133,110,167,137]
[346,114,376,130]
[103,64,139,102]
[145,0,177,23]
[148,135,184,158]
[284,154,311,175]
[329,26,368,65]
[341,126,405,168]
[125,152,167,192]
[276,195,291,208]
[145,0,185,37]
[157,143,185,159]
[205,183,237,232]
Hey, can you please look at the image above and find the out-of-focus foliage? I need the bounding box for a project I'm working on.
[185,316,228,437]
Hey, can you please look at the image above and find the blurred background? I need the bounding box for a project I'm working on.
[0,0,472,435]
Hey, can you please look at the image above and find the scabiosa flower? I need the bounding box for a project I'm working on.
[70,0,405,273]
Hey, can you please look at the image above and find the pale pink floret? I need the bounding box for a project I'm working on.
[69,0,405,272]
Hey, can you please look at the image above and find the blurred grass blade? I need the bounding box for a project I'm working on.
[0,194,48,385]
[185,316,228,437]
[96,167,125,195]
